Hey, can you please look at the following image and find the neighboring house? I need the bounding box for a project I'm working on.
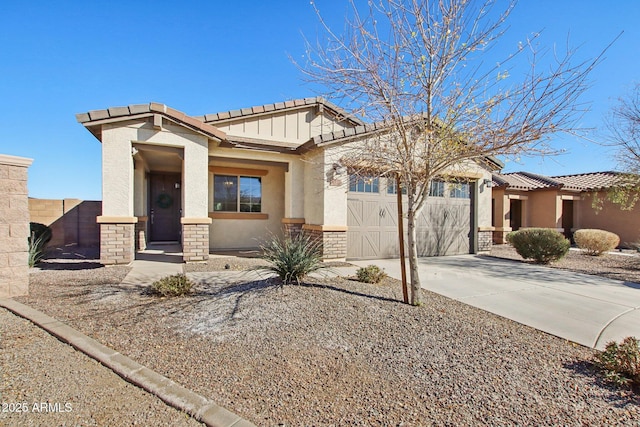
[492,171,640,246]
[76,98,497,264]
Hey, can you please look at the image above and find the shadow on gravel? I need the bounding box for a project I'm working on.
[563,360,640,407]
[299,281,403,305]
[35,261,103,271]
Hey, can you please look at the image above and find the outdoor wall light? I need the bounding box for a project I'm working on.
[332,162,346,175]
[131,147,139,156]
[483,178,494,188]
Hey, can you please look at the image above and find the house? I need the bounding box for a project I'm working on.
[76,98,497,264]
[492,171,640,246]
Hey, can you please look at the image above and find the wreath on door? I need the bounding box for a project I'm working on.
[157,193,173,209]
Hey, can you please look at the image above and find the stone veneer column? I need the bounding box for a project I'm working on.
[302,224,347,261]
[96,216,137,265]
[477,227,494,252]
[181,218,211,262]
[0,154,33,298]
[281,218,305,238]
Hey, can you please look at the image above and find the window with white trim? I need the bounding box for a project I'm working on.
[449,182,471,199]
[349,175,379,193]
[213,175,262,212]
[429,180,445,197]
[387,179,407,194]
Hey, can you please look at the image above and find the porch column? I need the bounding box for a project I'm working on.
[302,147,348,261]
[181,138,211,262]
[282,159,306,236]
[98,129,136,264]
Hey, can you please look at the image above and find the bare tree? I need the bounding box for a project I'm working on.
[601,84,640,209]
[302,0,600,305]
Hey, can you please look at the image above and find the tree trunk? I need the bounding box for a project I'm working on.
[407,209,422,305]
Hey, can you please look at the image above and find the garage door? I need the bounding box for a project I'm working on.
[347,177,473,259]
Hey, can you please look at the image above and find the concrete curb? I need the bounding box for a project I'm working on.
[0,298,256,427]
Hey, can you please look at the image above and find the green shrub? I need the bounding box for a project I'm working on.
[507,228,570,264]
[28,222,52,267]
[574,229,620,256]
[594,336,640,391]
[258,232,325,285]
[356,265,387,284]
[150,274,194,297]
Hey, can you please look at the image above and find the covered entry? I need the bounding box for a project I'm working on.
[148,173,181,242]
[347,176,474,259]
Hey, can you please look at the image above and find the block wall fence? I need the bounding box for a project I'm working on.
[29,198,101,248]
[0,154,33,298]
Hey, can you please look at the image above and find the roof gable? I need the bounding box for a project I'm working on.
[76,102,226,142]
[198,97,363,127]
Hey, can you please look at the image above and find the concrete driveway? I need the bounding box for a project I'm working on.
[351,255,640,349]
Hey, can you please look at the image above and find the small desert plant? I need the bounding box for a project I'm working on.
[594,336,640,391]
[28,222,52,267]
[356,265,387,284]
[258,232,325,285]
[506,228,570,264]
[574,229,620,256]
[150,274,193,297]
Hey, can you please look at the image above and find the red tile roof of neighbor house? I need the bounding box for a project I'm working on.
[492,171,562,190]
[552,171,622,190]
[493,171,624,191]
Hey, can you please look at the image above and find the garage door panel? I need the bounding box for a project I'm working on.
[347,181,473,259]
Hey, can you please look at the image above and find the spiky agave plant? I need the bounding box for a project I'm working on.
[258,232,325,285]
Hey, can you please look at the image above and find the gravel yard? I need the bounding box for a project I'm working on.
[11,254,640,426]
[488,244,640,284]
[0,308,202,426]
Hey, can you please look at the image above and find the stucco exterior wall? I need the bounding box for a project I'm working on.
[576,193,640,246]
[208,159,285,249]
[302,148,326,226]
[528,190,561,229]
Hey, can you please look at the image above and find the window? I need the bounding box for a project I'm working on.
[349,175,379,193]
[449,182,471,199]
[214,175,262,212]
[429,180,445,197]
[386,179,407,194]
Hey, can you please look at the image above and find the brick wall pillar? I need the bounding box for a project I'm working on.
[0,154,33,298]
[96,217,137,265]
[282,218,305,238]
[181,218,211,262]
[302,225,347,261]
[477,227,493,252]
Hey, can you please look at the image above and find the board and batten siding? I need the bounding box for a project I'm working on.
[215,108,353,144]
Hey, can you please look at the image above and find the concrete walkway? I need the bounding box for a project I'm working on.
[351,255,640,349]
[122,243,185,285]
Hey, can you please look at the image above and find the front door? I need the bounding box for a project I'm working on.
[562,200,574,241]
[510,199,522,231]
[149,173,181,242]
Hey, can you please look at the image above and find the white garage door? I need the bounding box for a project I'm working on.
[347,177,473,259]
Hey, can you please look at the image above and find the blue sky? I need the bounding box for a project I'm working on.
[0,1,638,200]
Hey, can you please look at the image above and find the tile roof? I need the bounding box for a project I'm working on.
[492,172,562,190]
[198,97,364,127]
[76,102,227,141]
[493,171,625,191]
[552,171,622,191]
